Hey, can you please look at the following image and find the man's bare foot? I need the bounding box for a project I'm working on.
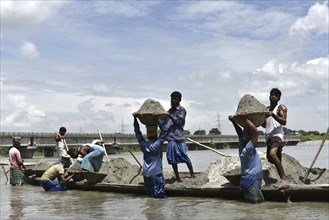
[190,174,195,178]
[176,178,182,182]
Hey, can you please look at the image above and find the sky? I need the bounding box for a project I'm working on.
[1,0,328,135]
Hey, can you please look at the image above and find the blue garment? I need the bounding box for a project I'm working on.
[143,173,166,198]
[166,105,186,141]
[134,118,167,177]
[81,144,105,173]
[166,104,191,164]
[39,180,67,192]
[166,141,191,164]
[239,140,263,190]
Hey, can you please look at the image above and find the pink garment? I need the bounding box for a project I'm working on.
[9,147,23,170]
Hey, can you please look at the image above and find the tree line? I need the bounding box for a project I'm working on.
[184,128,327,136]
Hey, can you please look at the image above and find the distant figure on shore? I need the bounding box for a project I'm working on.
[55,127,67,158]
[133,112,168,198]
[39,156,74,192]
[229,115,264,203]
[262,88,288,189]
[68,140,105,173]
[9,137,25,186]
[166,91,194,182]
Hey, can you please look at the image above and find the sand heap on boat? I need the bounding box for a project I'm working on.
[135,98,168,126]
[232,94,268,127]
[28,151,329,190]
[95,152,329,189]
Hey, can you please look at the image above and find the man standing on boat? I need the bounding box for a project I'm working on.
[55,127,67,158]
[133,112,168,198]
[229,115,264,203]
[262,88,288,189]
[9,137,25,186]
[166,91,195,182]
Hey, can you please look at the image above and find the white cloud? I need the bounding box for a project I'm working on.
[1,95,45,128]
[0,0,68,29]
[254,57,328,79]
[20,40,40,59]
[92,1,159,17]
[251,56,328,100]
[1,1,328,134]
[173,1,294,38]
[289,1,329,36]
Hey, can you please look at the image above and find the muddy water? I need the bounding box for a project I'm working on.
[1,142,328,220]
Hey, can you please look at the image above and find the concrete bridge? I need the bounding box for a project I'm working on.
[0,132,301,158]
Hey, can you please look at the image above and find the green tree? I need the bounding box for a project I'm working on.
[208,128,221,135]
[184,130,191,135]
[194,130,206,135]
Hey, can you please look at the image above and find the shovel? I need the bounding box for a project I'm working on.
[186,137,226,156]
[98,129,110,162]
[302,127,329,183]
[128,150,142,184]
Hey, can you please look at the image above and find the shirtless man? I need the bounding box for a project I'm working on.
[262,88,288,189]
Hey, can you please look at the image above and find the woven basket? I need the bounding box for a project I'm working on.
[232,111,267,128]
[135,98,168,126]
[69,172,85,182]
[135,113,168,126]
[233,94,268,127]
[84,172,107,184]
[223,168,241,185]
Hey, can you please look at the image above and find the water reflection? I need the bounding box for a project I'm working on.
[10,187,24,220]
[0,142,328,220]
[142,197,168,220]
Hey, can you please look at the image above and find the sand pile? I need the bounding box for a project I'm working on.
[100,158,144,184]
[32,159,52,170]
[67,162,84,173]
[135,98,168,126]
[232,94,268,127]
[27,151,328,189]
[94,153,328,189]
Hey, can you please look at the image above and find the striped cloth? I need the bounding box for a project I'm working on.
[10,168,24,186]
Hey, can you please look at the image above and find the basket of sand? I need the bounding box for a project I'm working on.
[232,94,268,127]
[135,98,168,126]
[223,168,241,185]
[84,172,107,184]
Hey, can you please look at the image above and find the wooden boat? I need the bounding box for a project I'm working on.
[64,181,329,202]
[23,170,329,202]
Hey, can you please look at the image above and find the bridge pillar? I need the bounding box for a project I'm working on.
[20,146,37,159]
[44,147,55,157]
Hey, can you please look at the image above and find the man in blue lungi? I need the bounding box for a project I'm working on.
[166,91,194,182]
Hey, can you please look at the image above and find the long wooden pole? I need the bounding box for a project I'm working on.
[186,137,226,156]
[303,127,329,181]
[98,129,110,162]
[128,150,142,168]
[63,139,74,164]
[1,165,8,181]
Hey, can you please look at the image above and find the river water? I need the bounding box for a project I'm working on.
[1,141,328,220]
